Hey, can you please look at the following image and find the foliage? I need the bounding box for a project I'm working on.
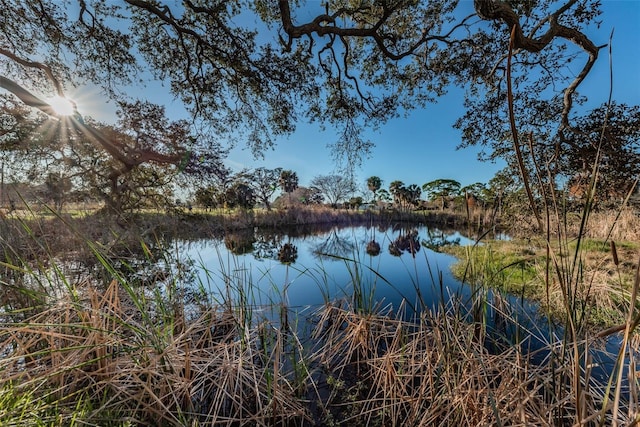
[43,172,72,212]
[423,179,461,211]
[278,169,298,194]
[224,182,256,210]
[482,167,530,219]
[0,93,37,151]
[249,167,282,210]
[273,186,323,209]
[457,99,640,206]
[278,169,298,208]
[389,180,412,208]
[0,97,228,212]
[562,103,640,203]
[376,188,392,203]
[389,180,422,210]
[0,0,615,181]
[460,182,487,202]
[366,175,382,201]
[347,196,363,210]
[193,186,218,210]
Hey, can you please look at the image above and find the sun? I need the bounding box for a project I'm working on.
[48,95,76,116]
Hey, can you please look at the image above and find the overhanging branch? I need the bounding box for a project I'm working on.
[0,75,184,171]
[473,0,601,130]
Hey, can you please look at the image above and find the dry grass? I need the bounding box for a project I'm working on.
[0,278,636,425]
[0,280,308,426]
[0,206,638,425]
[309,300,637,426]
[505,208,640,242]
[582,209,640,241]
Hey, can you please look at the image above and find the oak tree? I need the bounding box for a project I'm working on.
[0,0,621,199]
[249,167,283,210]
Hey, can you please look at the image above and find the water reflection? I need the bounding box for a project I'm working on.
[177,224,475,316]
[312,229,356,260]
[223,229,255,255]
[388,228,421,257]
[422,227,462,251]
[365,240,381,257]
[277,243,298,264]
[252,232,284,260]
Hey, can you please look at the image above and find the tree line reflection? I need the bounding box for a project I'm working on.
[222,225,463,264]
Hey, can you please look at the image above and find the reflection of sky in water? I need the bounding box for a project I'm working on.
[169,224,637,384]
[177,225,494,318]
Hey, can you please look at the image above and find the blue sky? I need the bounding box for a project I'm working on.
[76,1,639,194]
[224,0,640,193]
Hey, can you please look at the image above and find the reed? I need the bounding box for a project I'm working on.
[0,146,638,426]
[0,222,636,425]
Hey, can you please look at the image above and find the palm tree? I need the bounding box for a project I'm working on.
[279,169,299,207]
[389,180,405,208]
[366,176,382,202]
[406,184,422,207]
[377,189,392,203]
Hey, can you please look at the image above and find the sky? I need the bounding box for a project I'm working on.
[224,0,640,193]
[72,0,640,195]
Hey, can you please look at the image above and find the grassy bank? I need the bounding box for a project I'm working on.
[0,269,636,426]
[444,237,639,328]
[0,207,638,425]
[442,206,640,329]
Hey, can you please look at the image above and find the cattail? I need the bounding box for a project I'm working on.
[610,240,619,266]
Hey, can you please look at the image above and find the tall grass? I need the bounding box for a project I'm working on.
[0,209,638,425]
[1,54,638,424]
[458,28,640,426]
[0,216,312,426]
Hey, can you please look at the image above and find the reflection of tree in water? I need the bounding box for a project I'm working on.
[277,243,298,264]
[364,225,382,257]
[223,229,256,255]
[366,240,381,256]
[252,231,284,260]
[388,229,421,258]
[422,228,461,252]
[312,229,356,260]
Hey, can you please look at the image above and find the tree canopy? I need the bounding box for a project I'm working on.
[310,174,355,207]
[1,0,632,210]
[249,167,283,210]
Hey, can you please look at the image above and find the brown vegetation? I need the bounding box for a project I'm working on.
[0,279,636,426]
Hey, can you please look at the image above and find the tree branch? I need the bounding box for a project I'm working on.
[0,75,184,172]
[473,0,601,129]
[0,48,65,96]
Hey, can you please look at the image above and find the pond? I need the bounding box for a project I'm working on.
[173,224,537,330]
[170,222,632,386]
[178,224,460,312]
[4,218,635,409]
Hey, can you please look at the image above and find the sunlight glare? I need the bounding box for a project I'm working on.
[48,95,76,116]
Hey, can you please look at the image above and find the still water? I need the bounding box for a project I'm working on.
[169,223,634,386]
[174,223,535,323]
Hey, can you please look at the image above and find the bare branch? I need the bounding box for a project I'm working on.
[473,0,601,129]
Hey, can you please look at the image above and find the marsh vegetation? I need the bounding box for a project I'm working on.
[2,1,640,425]
[0,204,637,426]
